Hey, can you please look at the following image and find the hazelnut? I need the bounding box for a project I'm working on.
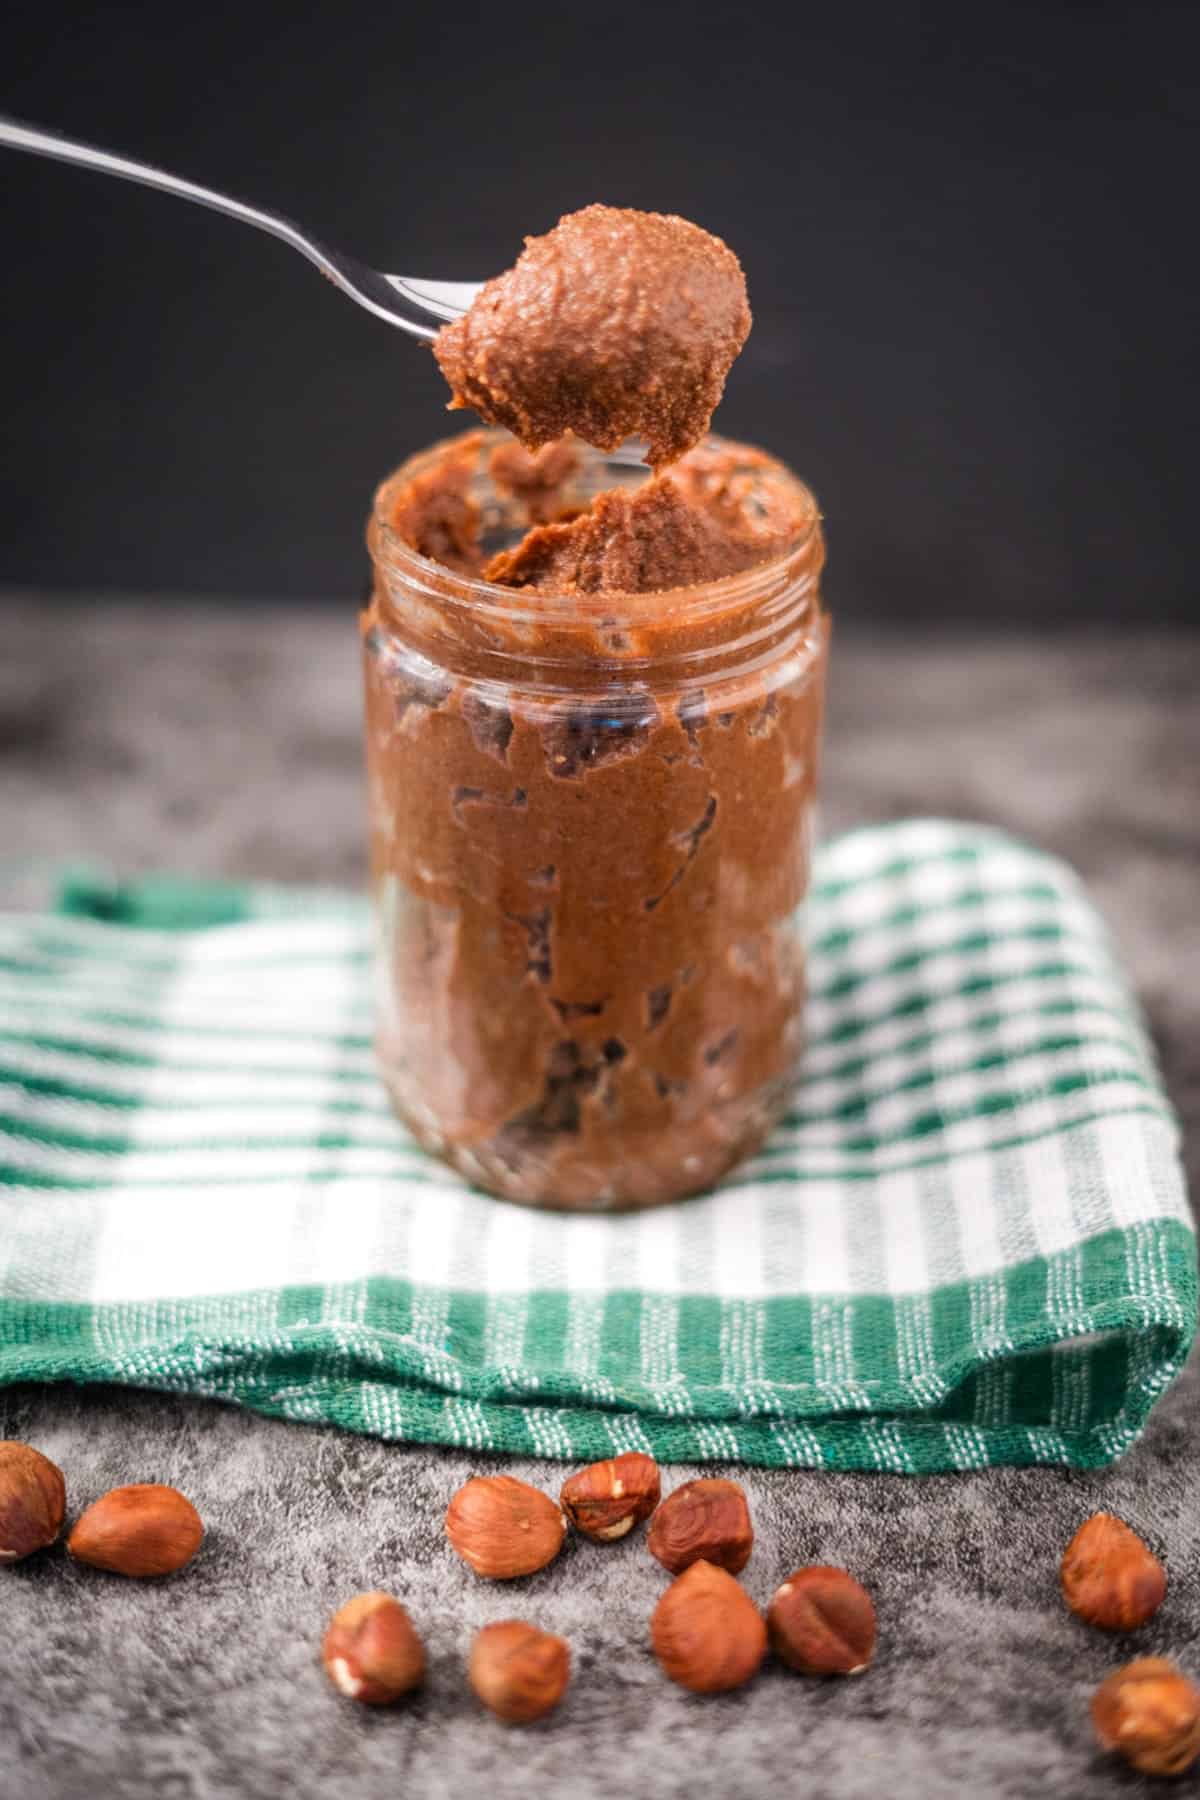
[468,1620,570,1723]
[1061,1511,1166,1631]
[647,1477,753,1575]
[651,1559,767,1692]
[560,1452,660,1542]
[0,1441,66,1563]
[1092,1657,1200,1776]
[768,1566,877,1675]
[445,1475,566,1579]
[67,1483,203,1577]
[322,1592,425,1704]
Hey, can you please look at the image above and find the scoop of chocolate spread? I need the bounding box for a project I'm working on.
[434,205,751,470]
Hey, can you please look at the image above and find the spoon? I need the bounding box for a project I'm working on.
[0,115,478,341]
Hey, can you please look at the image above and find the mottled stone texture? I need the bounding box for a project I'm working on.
[1,596,1197,1800]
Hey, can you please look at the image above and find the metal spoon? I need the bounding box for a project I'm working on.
[0,115,478,340]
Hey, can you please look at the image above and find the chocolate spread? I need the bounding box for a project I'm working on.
[488,437,583,525]
[434,205,751,470]
[481,442,803,594]
[363,204,826,1209]
[362,431,827,1209]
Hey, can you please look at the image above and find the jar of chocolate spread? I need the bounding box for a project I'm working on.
[362,428,828,1210]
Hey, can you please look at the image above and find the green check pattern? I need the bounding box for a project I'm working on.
[0,821,1193,1472]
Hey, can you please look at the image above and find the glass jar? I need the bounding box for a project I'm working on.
[362,432,828,1210]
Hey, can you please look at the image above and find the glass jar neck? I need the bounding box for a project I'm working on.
[367,485,825,699]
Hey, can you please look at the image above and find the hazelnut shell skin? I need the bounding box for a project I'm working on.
[560,1453,660,1542]
[1092,1657,1200,1776]
[768,1566,877,1675]
[1060,1512,1166,1632]
[0,1441,67,1563]
[469,1620,570,1723]
[322,1592,425,1704]
[445,1475,566,1579]
[66,1483,203,1578]
[651,1559,767,1692]
[647,1478,753,1575]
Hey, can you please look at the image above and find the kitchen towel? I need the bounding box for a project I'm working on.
[0,820,1193,1472]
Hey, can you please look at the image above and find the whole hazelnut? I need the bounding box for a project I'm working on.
[1092,1657,1200,1776]
[67,1483,203,1577]
[560,1453,660,1542]
[1061,1511,1166,1631]
[322,1592,425,1704]
[647,1478,753,1575]
[768,1566,877,1675]
[469,1620,570,1723]
[0,1441,66,1563]
[445,1475,566,1579]
[651,1559,767,1693]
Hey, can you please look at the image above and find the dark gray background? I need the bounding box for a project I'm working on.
[2,0,1197,623]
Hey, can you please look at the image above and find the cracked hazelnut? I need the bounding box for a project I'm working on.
[768,1566,876,1675]
[560,1452,660,1542]
[1092,1658,1200,1776]
[651,1559,766,1692]
[446,1475,566,1578]
[322,1592,425,1704]
[0,1441,66,1563]
[1061,1512,1166,1632]
[647,1477,753,1575]
[469,1620,570,1723]
[67,1483,203,1577]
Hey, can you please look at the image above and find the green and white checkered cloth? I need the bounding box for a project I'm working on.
[0,820,1193,1472]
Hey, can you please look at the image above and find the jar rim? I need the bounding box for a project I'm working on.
[369,430,824,631]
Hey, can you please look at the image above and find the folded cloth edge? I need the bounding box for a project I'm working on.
[0,1215,1193,1471]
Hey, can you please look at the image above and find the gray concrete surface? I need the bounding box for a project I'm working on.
[1,596,1197,1800]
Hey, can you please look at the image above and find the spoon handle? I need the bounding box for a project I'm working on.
[0,115,310,246]
[0,114,439,338]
